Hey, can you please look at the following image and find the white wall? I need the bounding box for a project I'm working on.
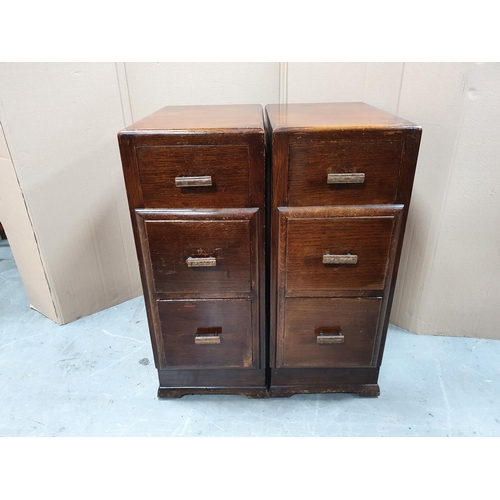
[124,62,280,121]
[0,62,498,337]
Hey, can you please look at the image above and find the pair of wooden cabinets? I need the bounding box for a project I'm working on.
[118,103,421,398]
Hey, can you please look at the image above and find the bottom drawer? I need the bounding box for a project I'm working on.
[158,299,253,369]
[280,297,382,368]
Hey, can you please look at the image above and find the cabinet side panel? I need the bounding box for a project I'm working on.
[118,132,165,368]
[269,130,289,368]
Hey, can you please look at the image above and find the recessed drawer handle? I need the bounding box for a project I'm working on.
[186,256,217,267]
[323,254,358,265]
[195,327,222,345]
[317,332,345,344]
[175,175,212,187]
[327,173,365,184]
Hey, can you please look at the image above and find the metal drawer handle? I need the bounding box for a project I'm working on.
[327,173,365,184]
[186,256,217,267]
[323,254,358,265]
[317,332,345,344]
[195,327,222,345]
[195,333,221,345]
[175,175,212,187]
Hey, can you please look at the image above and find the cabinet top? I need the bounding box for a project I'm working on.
[122,104,264,133]
[266,102,419,132]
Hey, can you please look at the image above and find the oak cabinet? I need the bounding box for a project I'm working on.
[265,102,421,397]
[118,105,267,398]
[119,102,421,398]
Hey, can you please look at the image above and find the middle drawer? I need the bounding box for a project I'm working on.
[136,208,259,299]
[277,206,403,296]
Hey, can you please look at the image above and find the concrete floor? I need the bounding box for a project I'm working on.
[1,238,500,437]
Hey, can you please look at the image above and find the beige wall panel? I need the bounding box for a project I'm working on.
[125,62,280,121]
[0,122,58,321]
[363,62,405,114]
[390,63,471,334]
[286,62,403,112]
[0,63,141,324]
[287,62,367,103]
[408,63,500,338]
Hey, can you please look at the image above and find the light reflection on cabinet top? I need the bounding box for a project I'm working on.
[123,104,264,133]
[265,102,419,132]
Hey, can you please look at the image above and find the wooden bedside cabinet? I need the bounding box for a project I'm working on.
[265,103,421,397]
[118,105,266,398]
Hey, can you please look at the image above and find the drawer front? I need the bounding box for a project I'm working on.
[139,211,258,298]
[282,208,401,295]
[288,138,403,206]
[136,145,250,208]
[279,297,382,368]
[158,299,253,369]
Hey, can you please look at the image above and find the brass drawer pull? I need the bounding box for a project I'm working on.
[186,256,217,267]
[195,327,222,345]
[175,175,212,187]
[195,333,221,345]
[323,254,358,265]
[317,332,345,344]
[327,173,365,184]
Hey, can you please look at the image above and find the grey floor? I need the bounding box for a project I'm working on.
[1,239,500,437]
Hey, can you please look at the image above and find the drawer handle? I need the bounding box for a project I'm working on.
[186,256,217,267]
[195,327,222,345]
[323,254,358,265]
[195,333,221,345]
[317,332,345,344]
[175,175,212,187]
[327,173,365,184]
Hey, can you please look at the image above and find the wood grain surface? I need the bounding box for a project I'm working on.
[266,102,421,396]
[118,104,266,394]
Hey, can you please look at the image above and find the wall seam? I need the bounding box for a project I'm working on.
[396,62,405,116]
[279,62,288,105]
[115,62,134,126]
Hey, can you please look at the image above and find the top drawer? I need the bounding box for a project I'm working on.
[288,137,404,206]
[136,145,250,208]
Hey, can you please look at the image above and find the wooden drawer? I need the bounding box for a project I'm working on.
[136,208,258,298]
[288,137,404,206]
[279,206,402,296]
[136,145,250,208]
[158,299,253,369]
[279,297,382,368]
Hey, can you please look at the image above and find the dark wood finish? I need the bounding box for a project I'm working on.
[288,134,403,206]
[280,297,382,368]
[118,104,266,397]
[266,102,421,397]
[282,207,402,295]
[157,299,253,369]
[135,209,258,298]
[0,222,6,239]
[269,384,380,398]
[269,367,380,397]
[136,145,250,208]
[157,368,267,398]
[119,102,420,399]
